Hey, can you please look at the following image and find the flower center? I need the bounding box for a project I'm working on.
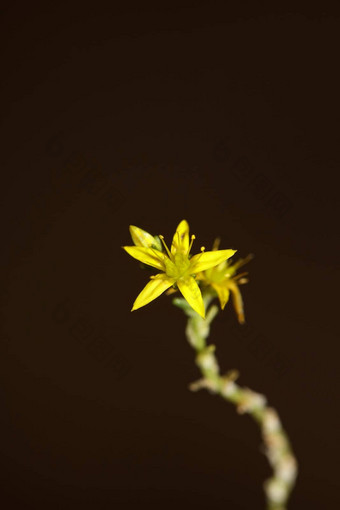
[164,254,191,279]
[159,232,196,279]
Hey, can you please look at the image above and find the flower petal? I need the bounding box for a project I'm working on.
[211,283,230,310]
[228,280,245,324]
[129,225,156,248]
[129,225,163,251]
[171,219,190,254]
[132,274,175,311]
[123,246,167,270]
[177,276,205,318]
[190,249,236,273]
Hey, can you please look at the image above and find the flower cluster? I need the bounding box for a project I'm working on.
[123,220,251,320]
[197,238,253,324]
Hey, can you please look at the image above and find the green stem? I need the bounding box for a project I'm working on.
[173,293,298,510]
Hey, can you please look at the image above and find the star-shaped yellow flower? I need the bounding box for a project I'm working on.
[197,237,253,323]
[123,220,236,318]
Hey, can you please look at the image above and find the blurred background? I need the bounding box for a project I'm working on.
[1,2,339,509]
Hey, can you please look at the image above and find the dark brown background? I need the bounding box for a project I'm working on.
[1,3,339,509]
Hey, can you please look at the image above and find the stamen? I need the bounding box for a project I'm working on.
[212,237,221,251]
[233,271,249,281]
[187,234,196,255]
[233,254,254,270]
[159,235,172,258]
[193,246,206,264]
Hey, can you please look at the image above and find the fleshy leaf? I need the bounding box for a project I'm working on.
[177,276,205,318]
[172,296,197,315]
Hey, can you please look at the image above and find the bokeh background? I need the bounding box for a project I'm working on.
[1,3,339,509]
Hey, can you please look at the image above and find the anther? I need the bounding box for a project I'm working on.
[200,246,206,252]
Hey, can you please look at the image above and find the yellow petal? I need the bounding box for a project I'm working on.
[190,249,236,273]
[228,280,245,324]
[123,246,167,270]
[171,219,190,254]
[211,283,230,310]
[129,225,156,248]
[194,271,205,281]
[132,274,175,311]
[177,276,205,318]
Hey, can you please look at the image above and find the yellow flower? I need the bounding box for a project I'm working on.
[197,238,253,324]
[123,220,236,318]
